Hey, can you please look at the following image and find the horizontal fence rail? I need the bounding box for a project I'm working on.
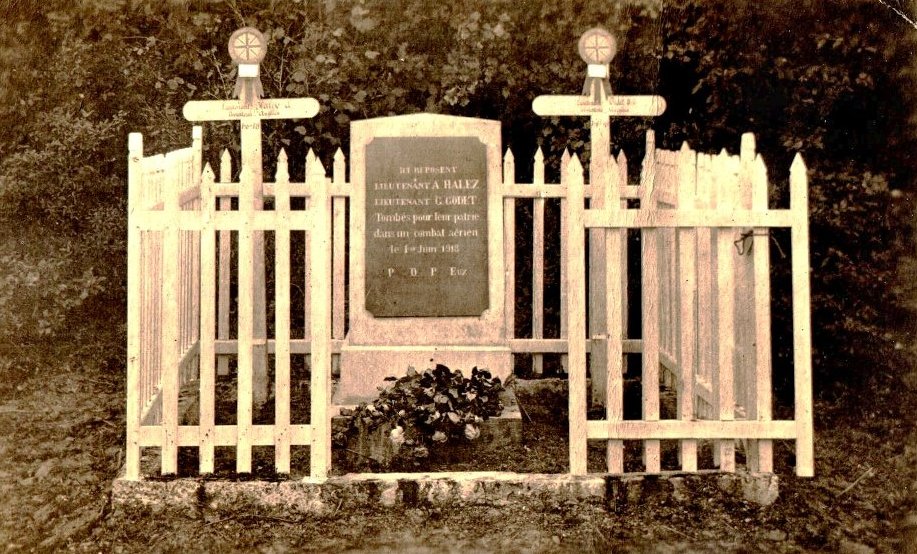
[126,128,813,480]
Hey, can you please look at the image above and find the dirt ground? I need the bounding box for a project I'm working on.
[2,261,917,552]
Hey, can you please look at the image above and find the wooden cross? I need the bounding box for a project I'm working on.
[182,27,320,406]
[532,26,666,222]
[532,28,667,415]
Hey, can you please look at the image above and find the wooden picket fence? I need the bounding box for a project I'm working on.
[125,126,813,480]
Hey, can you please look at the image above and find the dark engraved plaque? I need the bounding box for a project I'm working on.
[364,136,489,317]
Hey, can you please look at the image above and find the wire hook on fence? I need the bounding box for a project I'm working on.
[734,229,787,258]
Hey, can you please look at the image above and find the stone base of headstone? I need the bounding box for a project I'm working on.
[335,346,512,405]
[332,386,522,469]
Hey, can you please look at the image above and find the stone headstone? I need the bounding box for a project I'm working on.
[337,114,511,404]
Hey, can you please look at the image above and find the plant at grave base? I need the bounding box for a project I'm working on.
[333,364,504,467]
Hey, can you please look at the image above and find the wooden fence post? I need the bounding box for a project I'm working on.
[191,126,202,376]
[274,149,293,474]
[310,157,333,480]
[199,163,217,474]
[640,131,661,473]
[588,113,611,405]
[559,149,570,375]
[676,141,698,471]
[565,154,587,475]
[160,150,182,475]
[237,142,256,473]
[125,132,144,480]
[503,149,516,346]
[714,150,737,472]
[604,151,625,473]
[616,150,629,379]
[332,148,347,355]
[751,153,774,473]
[790,154,814,477]
[217,149,232,377]
[532,148,545,376]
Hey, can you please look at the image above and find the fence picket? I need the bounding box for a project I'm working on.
[605,151,624,474]
[310,158,332,480]
[503,149,516,343]
[558,149,569,374]
[332,149,346,343]
[790,154,814,477]
[303,148,313,345]
[695,154,716,419]
[191,129,202,386]
[126,133,144,480]
[751,153,774,472]
[237,145,256,472]
[532,148,545,376]
[565,154,587,475]
[274,149,292,473]
[199,163,217,474]
[588,115,610,405]
[160,150,183,475]
[676,142,698,471]
[640,137,661,473]
[218,149,232,377]
[714,150,737,472]
[734,137,753,427]
[616,150,629,379]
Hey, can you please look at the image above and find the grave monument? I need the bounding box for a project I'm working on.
[336,115,510,404]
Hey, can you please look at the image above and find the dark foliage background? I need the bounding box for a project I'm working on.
[0,0,913,405]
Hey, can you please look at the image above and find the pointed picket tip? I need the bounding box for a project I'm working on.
[568,152,584,173]
[275,149,290,182]
[306,148,319,169]
[561,148,571,162]
[753,154,769,184]
[617,149,628,164]
[503,147,515,162]
[680,141,691,152]
[334,147,345,161]
[534,146,545,161]
[741,132,756,153]
[202,162,215,182]
[128,132,143,151]
[791,152,807,173]
[221,149,231,163]
[313,155,326,173]
[718,148,729,157]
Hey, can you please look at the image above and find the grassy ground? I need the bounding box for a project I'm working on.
[1,262,916,552]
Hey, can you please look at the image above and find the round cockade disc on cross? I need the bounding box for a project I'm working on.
[577,27,617,65]
[228,27,267,65]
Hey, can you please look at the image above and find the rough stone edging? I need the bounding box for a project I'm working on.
[110,470,779,520]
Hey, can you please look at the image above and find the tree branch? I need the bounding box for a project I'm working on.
[876,0,917,30]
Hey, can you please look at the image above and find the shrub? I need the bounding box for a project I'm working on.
[334,364,505,468]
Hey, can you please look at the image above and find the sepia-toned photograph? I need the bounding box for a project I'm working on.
[1,0,915,551]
